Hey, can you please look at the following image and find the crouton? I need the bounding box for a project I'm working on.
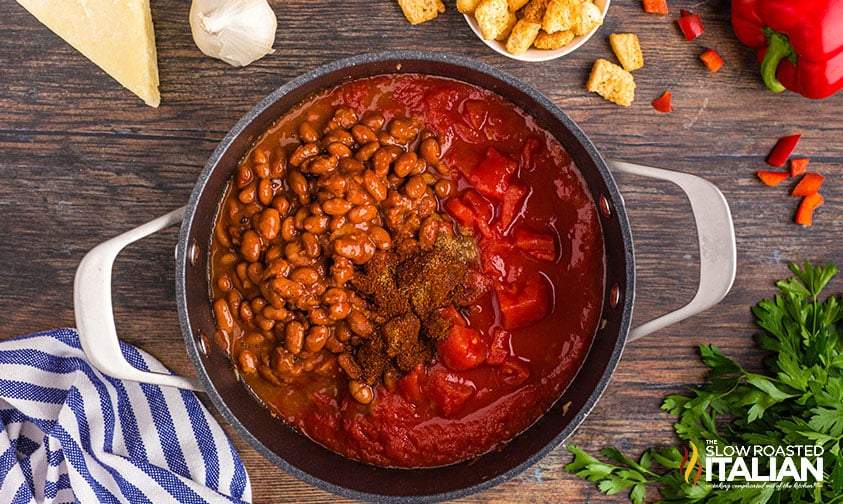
[507,0,531,11]
[457,0,483,14]
[542,0,581,34]
[573,1,603,36]
[475,0,517,40]
[586,58,636,106]
[474,0,515,40]
[609,33,644,71]
[520,0,548,22]
[506,19,542,55]
[397,0,445,24]
[533,29,575,49]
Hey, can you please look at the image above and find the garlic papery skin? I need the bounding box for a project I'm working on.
[189,0,277,67]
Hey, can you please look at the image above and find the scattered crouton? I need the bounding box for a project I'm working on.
[396,0,445,24]
[505,19,542,55]
[533,29,575,49]
[609,33,644,71]
[542,0,582,34]
[507,0,531,11]
[586,58,636,106]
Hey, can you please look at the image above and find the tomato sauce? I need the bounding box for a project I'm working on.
[211,74,605,468]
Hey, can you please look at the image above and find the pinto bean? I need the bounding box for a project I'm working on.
[257,208,281,240]
[240,230,262,263]
[348,380,374,404]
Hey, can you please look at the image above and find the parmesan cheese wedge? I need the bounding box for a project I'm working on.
[17,0,161,107]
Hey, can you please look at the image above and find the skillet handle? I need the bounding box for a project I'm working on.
[73,206,204,391]
[607,160,736,342]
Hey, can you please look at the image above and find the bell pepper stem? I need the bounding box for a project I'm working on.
[761,29,793,93]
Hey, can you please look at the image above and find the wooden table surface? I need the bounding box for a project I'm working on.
[2,0,841,502]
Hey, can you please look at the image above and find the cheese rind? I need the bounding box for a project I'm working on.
[17,0,161,107]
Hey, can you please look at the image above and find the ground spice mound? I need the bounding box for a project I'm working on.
[348,233,489,385]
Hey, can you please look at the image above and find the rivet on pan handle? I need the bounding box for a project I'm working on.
[73,206,204,391]
[608,160,737,342]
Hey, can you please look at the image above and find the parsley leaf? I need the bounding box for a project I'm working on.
[564,262,842,502]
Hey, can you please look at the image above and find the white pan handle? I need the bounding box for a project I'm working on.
[73,206,203,391]
[608,160,737,342]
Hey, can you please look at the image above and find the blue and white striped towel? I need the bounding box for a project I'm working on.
[0,328,251,503]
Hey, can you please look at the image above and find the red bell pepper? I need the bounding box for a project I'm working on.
[756,170,790,187]
[700,49,725,73]
[731,0,843,99]
[677,11,704,41]
[651,91,674,113]
[789,157,809,177]
[643,0,669,14]
[766,133,801,167]
[791,172,825,197]
[795,192,824,226]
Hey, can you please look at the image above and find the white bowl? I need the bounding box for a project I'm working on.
[465,0,610,62]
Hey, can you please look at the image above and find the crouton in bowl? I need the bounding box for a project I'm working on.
[463,0,609,61]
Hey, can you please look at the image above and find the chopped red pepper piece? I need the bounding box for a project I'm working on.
[700,49,724,73]
[643,0,669,14]
[766,133,801,167]
[795,192,824,226]
[677,11,704,41]
[789,157,809,177]
[756,170,790,186]
[651,90,674,113]
[791,172,825,196]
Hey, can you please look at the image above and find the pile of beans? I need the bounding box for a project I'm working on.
[211,105,462,404]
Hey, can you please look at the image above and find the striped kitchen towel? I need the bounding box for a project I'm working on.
[0,328,251,503]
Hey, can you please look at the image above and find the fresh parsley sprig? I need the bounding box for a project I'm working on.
[565,262,843,503]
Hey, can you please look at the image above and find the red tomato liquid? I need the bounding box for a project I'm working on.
[218,74,605,468]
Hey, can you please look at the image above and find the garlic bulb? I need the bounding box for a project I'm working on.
[189,0,277,67]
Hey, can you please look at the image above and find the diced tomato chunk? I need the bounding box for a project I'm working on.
[498,357,531,388]
[463,99,488,129]
[468,147,518,201]
[444,197,475,228]
[487,327,511,365]
[436,325,488,371]
[513,227,556,261]
[500,184,527,230]
[479,237,515,281]
[495,275,550,330]
[461,189,493,221]
[439,305,467,326]
[428,371,475,416]
[398,364,428,407]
